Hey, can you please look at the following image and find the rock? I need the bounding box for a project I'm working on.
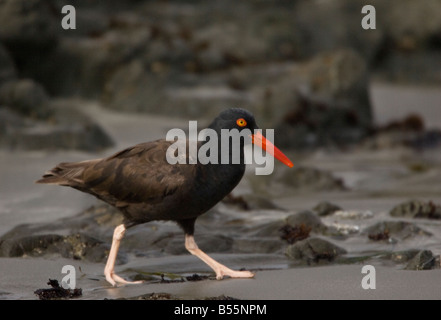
[388,249,421,264]
[390,200,441,219]
[0,100,114,151]
[363,221,432,241]
[0,79,51,119]
[285,210,327,233]
[249,165,346,197]
[313,201,342,217]
[405,250,436,270]
[0,204,123,247]
[0,233,110,263]
[363,114,441,150]
[279,224,311,244]
[285,237,346,263]
[101,59,166,112]
[0,204,128,262]
[0,0,58,49]
[0,44,17,85]
[332,210,374,220]
[276,166,346,192]
[275,49,372,149]
[0,0,59,85]
[372,0,441,84]
[248,220,286,238]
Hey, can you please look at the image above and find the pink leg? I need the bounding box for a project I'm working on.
[185,234,255,280]
[104,224,143,286]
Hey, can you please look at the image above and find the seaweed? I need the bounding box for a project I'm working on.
[34,279,82,300]
[279,223,312,244]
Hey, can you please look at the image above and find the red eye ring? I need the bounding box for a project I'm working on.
[236,118,247,127]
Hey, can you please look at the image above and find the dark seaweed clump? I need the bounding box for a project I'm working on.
[34,279,82,300]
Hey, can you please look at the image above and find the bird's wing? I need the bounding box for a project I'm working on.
[73,139,196,207]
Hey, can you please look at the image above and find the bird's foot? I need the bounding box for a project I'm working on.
[215,267,255,280]
[105,270,143,287]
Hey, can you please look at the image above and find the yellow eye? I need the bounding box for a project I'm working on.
[236,118,247,127]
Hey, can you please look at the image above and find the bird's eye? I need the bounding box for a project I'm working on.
[236,118,247,127]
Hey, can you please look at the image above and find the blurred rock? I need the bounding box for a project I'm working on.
[0,44,17,85]
[0,233,110,263]
[405,250,436,270]
[362,114,441,150]
[249,165,346,197]
[285,237,346,263]
[0,79,51,119]
[279,224,311,244]
[276,166,346,192]
[275,49,372,149]
[0,0,59,85]
[0,100,114,151]
[0,0,58,48]
[312,201,342,217]
[285,210,327,234]
[332,210,374,220]
[387,249,421,264]
[101,59,168,112]
[363,221,432,241]
[390,200,441,219]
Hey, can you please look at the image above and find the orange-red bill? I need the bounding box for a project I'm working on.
[251,131,294,168]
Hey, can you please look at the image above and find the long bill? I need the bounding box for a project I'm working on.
[251,131,294,168]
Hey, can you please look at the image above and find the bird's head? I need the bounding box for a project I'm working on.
[209,108,294,168]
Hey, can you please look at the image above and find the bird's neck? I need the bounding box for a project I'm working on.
[201,124,247,166]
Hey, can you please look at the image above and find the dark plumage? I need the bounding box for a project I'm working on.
[37,108,293,286]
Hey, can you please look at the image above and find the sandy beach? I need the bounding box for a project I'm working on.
[1,82,441,300]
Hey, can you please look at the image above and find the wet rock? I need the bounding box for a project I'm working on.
[250,166,346,196]
[0,100,114,151]
[363,221,432,241]
[363,114,441,150]
[387,249,421,264]
[0,233,110,263]
[248,220,286,238]
[0,204,125,262]
[279,224,311,244]
[285,210,327,234]
[285,237,346,263]
[390,200,441,219]
[332,210,374,220]
[275,49,372,149]
[313,201,342,217]
[329,223,360,236]
[277,166,346,191]
[405,250,436,270]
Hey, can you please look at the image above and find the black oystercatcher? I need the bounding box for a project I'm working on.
[36,108,293,286]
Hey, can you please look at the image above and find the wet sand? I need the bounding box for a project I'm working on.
[2,256,441,300]
[1,82,441,300]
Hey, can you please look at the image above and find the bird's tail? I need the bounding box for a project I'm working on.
[36,160,97,186]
